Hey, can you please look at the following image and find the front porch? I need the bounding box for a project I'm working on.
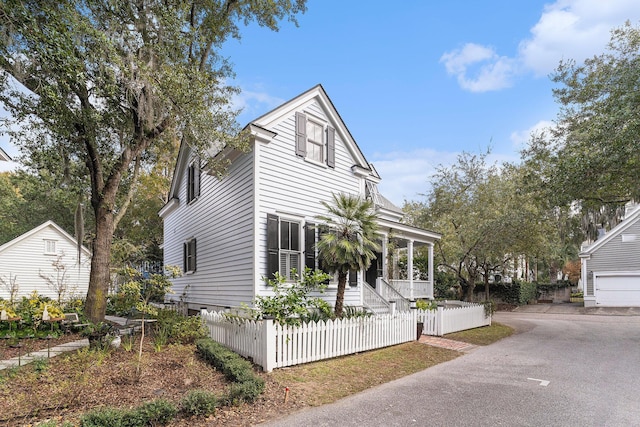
[361,218,441,314]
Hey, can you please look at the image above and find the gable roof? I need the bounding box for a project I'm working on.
[251,84,371,171]
[580,204,640,257]
[162,85,378,210]
[0,147,11,162]
[0,220,92,257]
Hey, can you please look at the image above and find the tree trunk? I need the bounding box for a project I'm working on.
[484,273,490,301]
[84,206,115,323]
[463,278,475,302]
[334,272,347,318]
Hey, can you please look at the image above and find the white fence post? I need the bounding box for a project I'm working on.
[262,317,276,373]
[389,300,396,317]
[437,306,444,336]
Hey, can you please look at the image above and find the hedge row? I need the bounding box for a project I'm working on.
[196,337,266,403]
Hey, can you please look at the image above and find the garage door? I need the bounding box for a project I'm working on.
[595,274,640,306]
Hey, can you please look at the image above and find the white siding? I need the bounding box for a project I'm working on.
[163,148,255,309]
[255,99,363,307]
[0,225,91,301]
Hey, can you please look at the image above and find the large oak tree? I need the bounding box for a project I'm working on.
[0,0,306,322]
[521,22,640,235]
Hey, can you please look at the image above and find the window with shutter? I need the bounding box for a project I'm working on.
[266,214,302,281]
[295,112,335,168]
[183,238,197,273]
[187,159,200,203]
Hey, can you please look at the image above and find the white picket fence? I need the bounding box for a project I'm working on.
[417,302,491,336]
[200,310,417,372]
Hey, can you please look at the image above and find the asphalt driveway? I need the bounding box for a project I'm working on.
[261,310,640,427]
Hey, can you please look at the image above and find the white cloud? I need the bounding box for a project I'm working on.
[443,0,640,91]
[440,44,517,92]
[232,88,284,120]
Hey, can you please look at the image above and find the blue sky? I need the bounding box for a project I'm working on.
[2,0,640,206]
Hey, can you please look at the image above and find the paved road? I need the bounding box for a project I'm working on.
[261,312,640,427]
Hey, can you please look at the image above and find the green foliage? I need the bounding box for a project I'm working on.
[341,305,372,318]
[490,281,538,305]
[316,193,380,316]
[136,399,178,425]
[155,309,208,344]
[0,0,308,323]
[433,270,460,299]
[253,267,333,326]
[80,399,177,427]
[196,338,265,404]
[415,299,438,311]
[406,151,554,302]
[181,389,218,417]
[523,22,640,210]
[482,300,496,318]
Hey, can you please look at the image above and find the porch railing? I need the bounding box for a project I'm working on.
[390,279,434,300]
[362,281,391,315]
[377,278,410,311]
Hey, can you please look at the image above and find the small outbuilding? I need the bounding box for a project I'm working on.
[0,221,91,301]
[580,205,640,307]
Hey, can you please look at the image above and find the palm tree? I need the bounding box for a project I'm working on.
[316,193,380,317]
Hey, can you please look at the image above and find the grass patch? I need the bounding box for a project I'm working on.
[270,342,459,406]
[444,322,513,346]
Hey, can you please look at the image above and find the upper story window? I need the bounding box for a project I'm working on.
[44,239,57,255]
[187,159,200,203]
[295,112,335,168]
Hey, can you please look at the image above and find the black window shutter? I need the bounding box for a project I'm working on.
[191,239,197,272]
[183,242,187,273]
[267,214,279,279]
[304,222,316,271]
[187,165,193,202]
[194,160,201,198]
[326,126,335,168]
[295,112,307,157]
[349,269,358,287]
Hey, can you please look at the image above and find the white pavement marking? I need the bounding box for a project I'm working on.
[527,378,550,386]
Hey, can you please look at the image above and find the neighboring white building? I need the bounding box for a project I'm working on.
[580,204,640,307]
[0,221,91,301]
[160,85,441,313]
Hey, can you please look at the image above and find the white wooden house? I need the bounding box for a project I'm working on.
[160,85,440,313]
[580,204,640,307]
[0,221,91,301]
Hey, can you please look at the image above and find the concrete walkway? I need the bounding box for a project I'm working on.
[418,335,477,352]
[0,315,129,371]
[513,302,640,316]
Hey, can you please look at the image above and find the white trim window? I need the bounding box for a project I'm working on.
[183,238,197,274]
[294,112,335,168]
[44,239,57,255]
[306,118,324,163]
[267,214,301,281]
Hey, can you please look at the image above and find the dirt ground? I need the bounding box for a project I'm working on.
[0,336,312,427]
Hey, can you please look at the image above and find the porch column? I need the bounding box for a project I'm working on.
[408,239,414,300]
[381,234,388,281]
[428,242,434,298]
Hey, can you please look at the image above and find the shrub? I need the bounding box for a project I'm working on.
[136,399,178,425]
[171,315,208,344]
[181,389,218,417]
[80,399,177,427]
[195,338,265,403]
